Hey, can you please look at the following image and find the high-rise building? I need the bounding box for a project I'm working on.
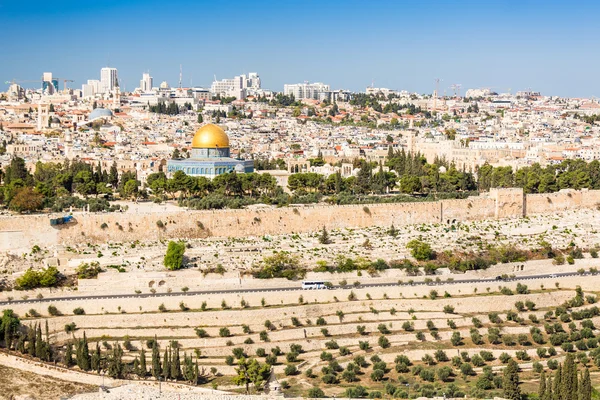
[140,72,153,92]
[283,82,330,100]
[100,67,118,94]
[42,72,59,94]
[247,73,260,89]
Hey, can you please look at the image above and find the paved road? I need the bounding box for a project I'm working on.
[0,271,587,307]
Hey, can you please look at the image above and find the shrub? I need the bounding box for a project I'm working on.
[284,364,298,376]
[219,327,231,337]
[434,350,448,362]
[158,303,167,312]
[195,328,208,338]
[163,241,186,270]
[450,331,462,346]
[406,239,434,261]
[254,252,303,280]
[443,305,455,314]
[460,363,474,376]
[73,307,85,315]
[471,354,485,367]
[16,267,61,290]
[499,353,511,363]
[378,336,390,348]
[307,387,325,398]
[259,331,269,341]
[339,346,351,356]
[64,322,77,333]
[48,305,61,316]
[378,323,391,334]
[76,262,102,279]
[359,341,370,351]
[325,340,339,350]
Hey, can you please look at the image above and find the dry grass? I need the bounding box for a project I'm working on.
[0,364,96,400]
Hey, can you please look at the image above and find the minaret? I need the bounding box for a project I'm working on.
[113,86,121,110]
[64,131,73,158]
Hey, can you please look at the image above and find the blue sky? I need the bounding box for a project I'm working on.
[1,0,599,97]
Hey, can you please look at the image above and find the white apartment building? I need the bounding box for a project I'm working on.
[100,67,118,94]
[283,82,330,100]
[210,73,261,100]
[81,80,101,98]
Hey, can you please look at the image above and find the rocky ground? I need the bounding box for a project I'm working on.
[6,207,596,280]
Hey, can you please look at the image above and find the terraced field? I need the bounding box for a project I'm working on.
[12,271,600,398]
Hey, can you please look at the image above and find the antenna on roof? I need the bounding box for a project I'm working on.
[179,64,182,89]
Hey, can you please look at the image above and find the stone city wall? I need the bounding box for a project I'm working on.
[0,188,599,251]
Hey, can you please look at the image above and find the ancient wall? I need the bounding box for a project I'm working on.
[0,188,599,251]
[491,188,525,219]
[525,189,600,215]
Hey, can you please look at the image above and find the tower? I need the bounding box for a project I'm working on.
[37,104,49,131]
[433,78,440,111]
[113,86,121,109]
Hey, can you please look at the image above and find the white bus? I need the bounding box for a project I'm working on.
[302,281,328,290]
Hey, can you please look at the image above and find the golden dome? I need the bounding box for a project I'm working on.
[191,124,229,148]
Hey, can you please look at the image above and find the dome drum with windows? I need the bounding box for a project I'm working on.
[166,124,253,178]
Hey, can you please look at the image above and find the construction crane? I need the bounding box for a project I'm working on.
[5,78,41,86]
[450,84,462,98]
[55,78,74,92]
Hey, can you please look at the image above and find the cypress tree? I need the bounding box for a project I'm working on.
[539,370,547,399]
[45,320,49,343]
[138,348,147,377]
[17,333,25,353]
[562,354,575,400]
[65,342,73,366]
[503,359,522,400]
[171,346,181,380]
[580,368,591,400]
[80,332,90,371]
[553,365,562,400]
[35,324,44,359]
[151,337,161,379]
[4,320,12,350]
[163,348,170,380]
[133,357,139,375]
[27,324,35,356]
[544,376,553,400]
[91,343,101,372]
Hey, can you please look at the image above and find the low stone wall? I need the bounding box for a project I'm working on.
[0,188,599,252]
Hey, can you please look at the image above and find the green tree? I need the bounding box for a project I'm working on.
[151,337,161,379]
[406,239,434,261]
[503,359,521,400]
[163,241,186,270]
[580,368,591,400]
[8,187,44,213]
[138,348,147,377]
[318,226,331,244]
[233,357,270,394]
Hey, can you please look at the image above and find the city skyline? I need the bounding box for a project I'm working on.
[1,0,600,97]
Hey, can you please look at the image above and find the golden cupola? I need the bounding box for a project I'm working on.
[191,124,229,148]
